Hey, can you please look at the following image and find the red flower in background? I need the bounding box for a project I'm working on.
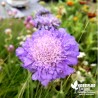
[79,1,87,5]
[88,12,96,18]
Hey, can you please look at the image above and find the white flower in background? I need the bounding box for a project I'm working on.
[77,52,86,58]
[26,34,31,38]
[19,41,24,45]
[90,63,96,67]
[17,37,21,40]
[71,71,85,83]
[87,72,92,76]
[26,30,32,34]
[22,35,31,41]
[17,36,24,40]
[1,1,6,7]
[33,28,37,32]
[5,28,12,35]
[76,71,85,82]
[85,72,92,77]
[22,36,27,41]
[17,35,31,45]
[82,60,88,66]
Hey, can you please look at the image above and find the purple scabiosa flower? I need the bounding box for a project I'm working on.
[24,10,60,30]
[34,15,60,30]
[16,28,79,86]
[33,9,61,30]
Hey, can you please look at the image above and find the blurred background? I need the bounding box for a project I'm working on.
[0,0,97,98]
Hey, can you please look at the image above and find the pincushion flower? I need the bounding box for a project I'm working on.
[33,15,60,30]
[24,9,61,30]
[16,28,79,86]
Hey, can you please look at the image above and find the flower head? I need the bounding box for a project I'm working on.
[7,44,14,52]
[34,15,60,30]
[73,16,78,21]
[1,1,6,7]
[24,10,60,30]
[66,1,74,6]
[16,28,79,86]
[5,28,12,35]
[87,12,96,18]
[24,16,34,29]
[32,9,61,30]
[79,1,87,5]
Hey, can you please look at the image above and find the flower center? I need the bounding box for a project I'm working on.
[31,35,62,65]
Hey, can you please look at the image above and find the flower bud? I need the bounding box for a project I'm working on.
[7,45,15,52]
[5,28,12,35]
[1,1,6,7]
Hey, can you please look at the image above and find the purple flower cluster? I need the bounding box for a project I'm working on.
[33,10,61,30]
[24,16,34,29]
[16,10,79,86]
[24,9,60,30]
